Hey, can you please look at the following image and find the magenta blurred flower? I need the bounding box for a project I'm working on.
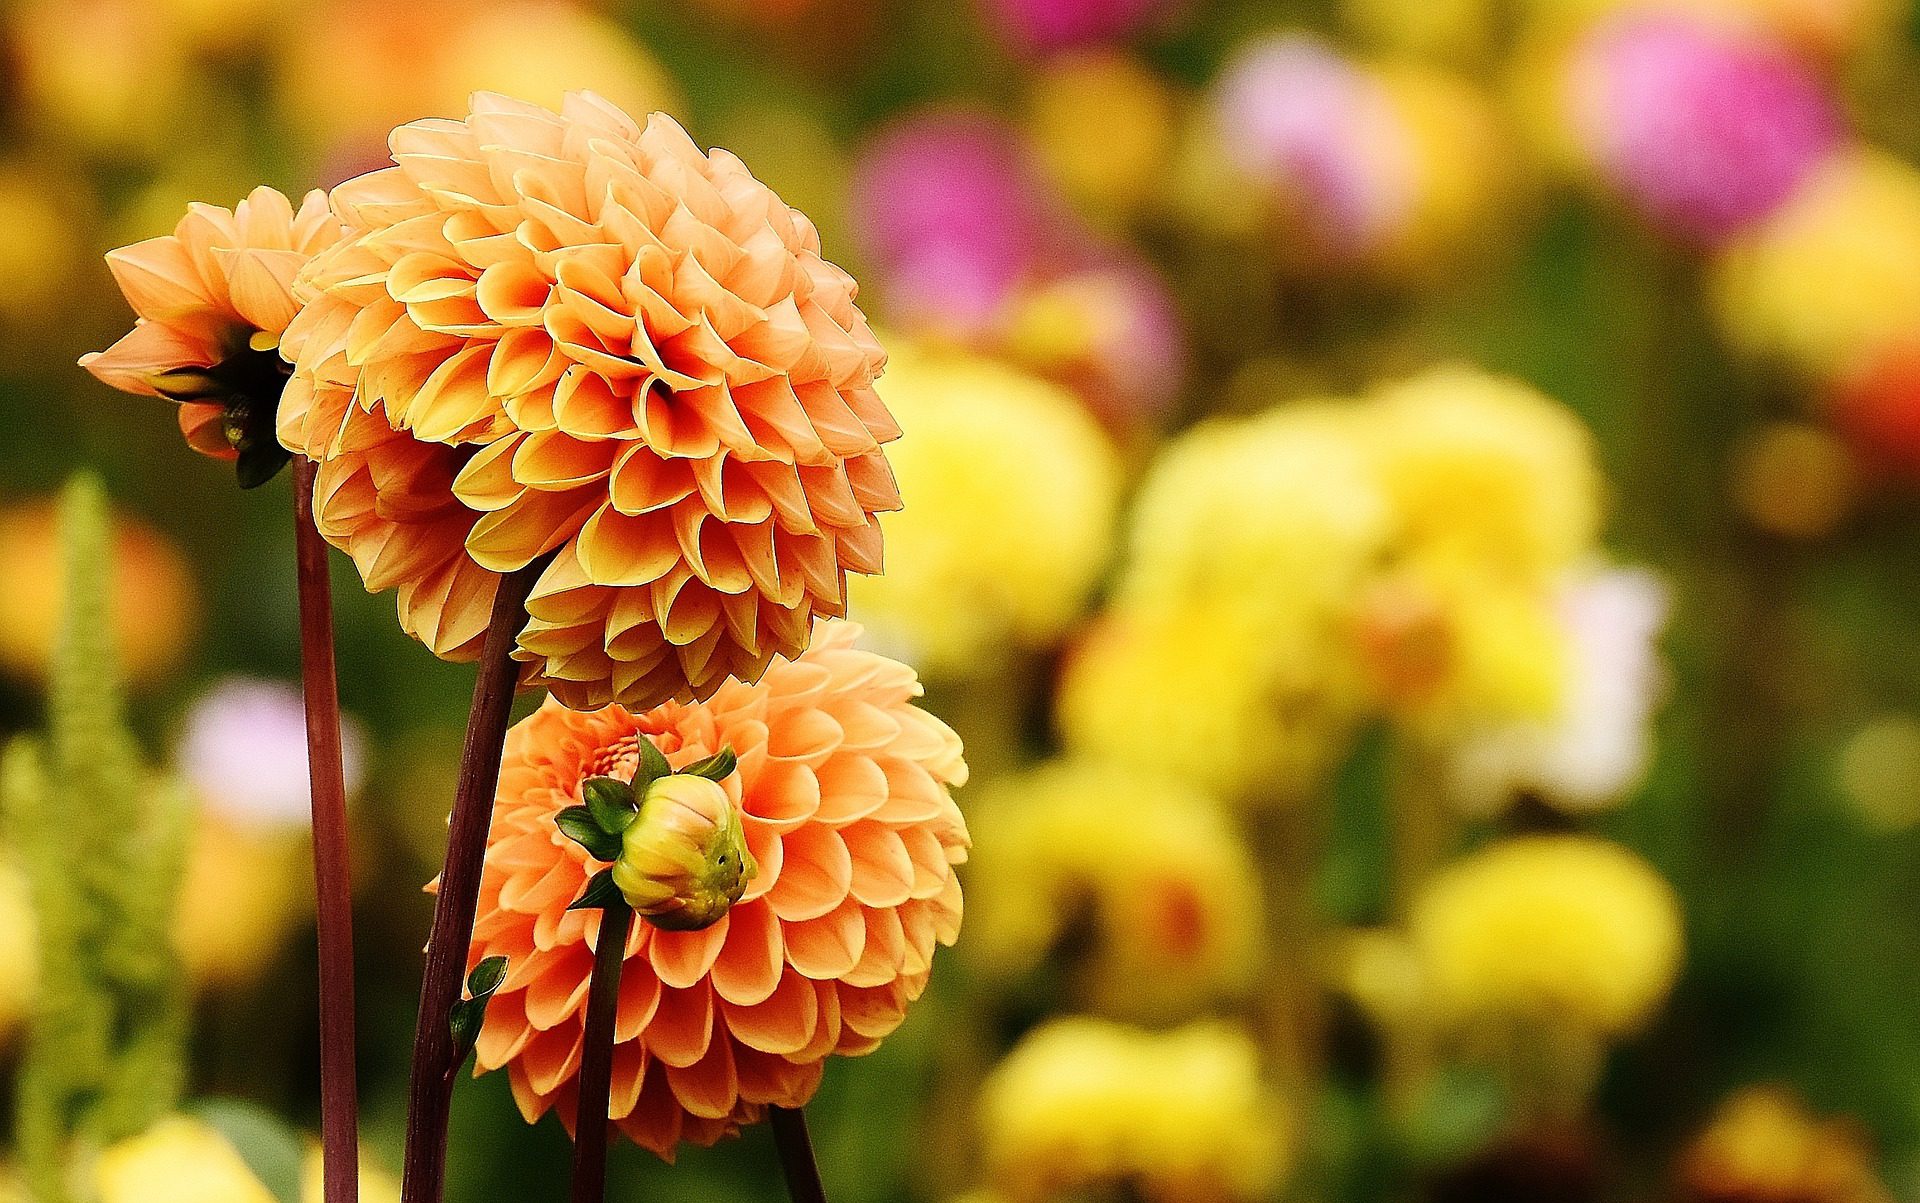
[177,677,366,829]
[851,111,1069,338]
[979,0,1173,56]
[1213,34,1416,258]
[1568,10,1841,242]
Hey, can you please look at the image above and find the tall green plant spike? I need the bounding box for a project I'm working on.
[7,474,192,1202]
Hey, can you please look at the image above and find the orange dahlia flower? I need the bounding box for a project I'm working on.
[464,620,967,1157]
[279,91,899,709]
[81,187,343,484]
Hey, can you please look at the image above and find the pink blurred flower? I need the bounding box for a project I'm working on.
[178,677,366,829]
[1568,10,1840,242]
[851,111,1073,338]
[979,0,1173,56]
[1006,259,1186,431]
[1213,35,1417,258]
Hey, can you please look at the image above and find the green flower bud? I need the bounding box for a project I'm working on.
[611,774,756,931]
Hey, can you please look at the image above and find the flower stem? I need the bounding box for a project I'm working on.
[770,1106,827,1203]
[568,903,632,1203]
[292,456,360,1203]
[400,560,544,1203]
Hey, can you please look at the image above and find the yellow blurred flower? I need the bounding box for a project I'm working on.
[0,500,197,689]
[1026,49,1180,221]
[1837,713,1920,831]
[0,857,39,1042]
[849,343,1121,676]
[1373,64,1517,271]
[1365,365,1604,578]
[964,760,1261,1020]
[1357,551,1572,731]
[1119,401,1392,624]
[0,165,88,331]
[5,0,211,160]
[95,1115,400,1203]
[1677,1085,1892,1203]
[1713,147,1920,380]
[96,1117,274,1203]
[980,1018,1290,1203]
[172,813,308,988]
[1410,834,1683,1038]
[1058,600,1367,804]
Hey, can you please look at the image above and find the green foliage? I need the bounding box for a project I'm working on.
[3,474,192,1202]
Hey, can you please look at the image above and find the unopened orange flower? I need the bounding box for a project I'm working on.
[81,186,344,484]
[464,621,967,1158]
[279,90,899,709]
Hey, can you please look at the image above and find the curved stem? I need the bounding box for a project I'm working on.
[292,456,359,1203]
[400,560,545,1203]
[770,1107,827,1203]
[568,904,633,1203]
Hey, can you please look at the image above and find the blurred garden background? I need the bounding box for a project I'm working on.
[6,0,1920,1199]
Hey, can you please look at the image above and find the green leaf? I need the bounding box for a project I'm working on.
[567,867,624,911]
[684,747,737,782]
[555,806,621,862]
[449,998,486,1063]
[193,1099,305,1203]
[582,776,637,835]
[234,440,291,490]
[467,955,509,1000]
[634,736,672,792]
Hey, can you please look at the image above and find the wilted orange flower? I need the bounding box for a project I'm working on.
[279,90,899,710]
[81,187,343,481]
[465,620,967,1157]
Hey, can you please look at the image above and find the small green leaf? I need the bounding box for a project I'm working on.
[583,776,637,834]
[555,806,621,861]
[634,736,672,791]
[567,867,624,911]
[467,955,509,999]
[193,1099,305,1203]
[450,998,486,1061]
[684,747,737,782]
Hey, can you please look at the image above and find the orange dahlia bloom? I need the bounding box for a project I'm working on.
[81,187,343,479]
[279,91,899,709]
[465,621,967,1157]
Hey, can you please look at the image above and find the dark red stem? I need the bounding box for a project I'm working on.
[568,903,633,1203]
[400,560,544,1203]
[293,456,360,1203]
[770,1107,828,1203]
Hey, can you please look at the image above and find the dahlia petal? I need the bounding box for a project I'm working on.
[219,246,307,333]
[523,1024,585,1095]
[719,969,817,1055]
[467,487,599,572]
[645,983,716,1067]
[609,1042,650,1121]
[104,235,217,322]
[514,430,621,489]
[650,916,730,990]
[812,756,889,826]
[451,433,528,512]
[844,823,915,910]
[839,978,910,1039]
[80,321,222,398]
[523,945,593,1029]
[783,898,866,981]
[178,403,236,460]
[766,824,853,922]
[709,901,784,1006]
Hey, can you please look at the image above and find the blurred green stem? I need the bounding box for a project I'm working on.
[770,1105,828,1203]
[1382,732,1453,1122]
